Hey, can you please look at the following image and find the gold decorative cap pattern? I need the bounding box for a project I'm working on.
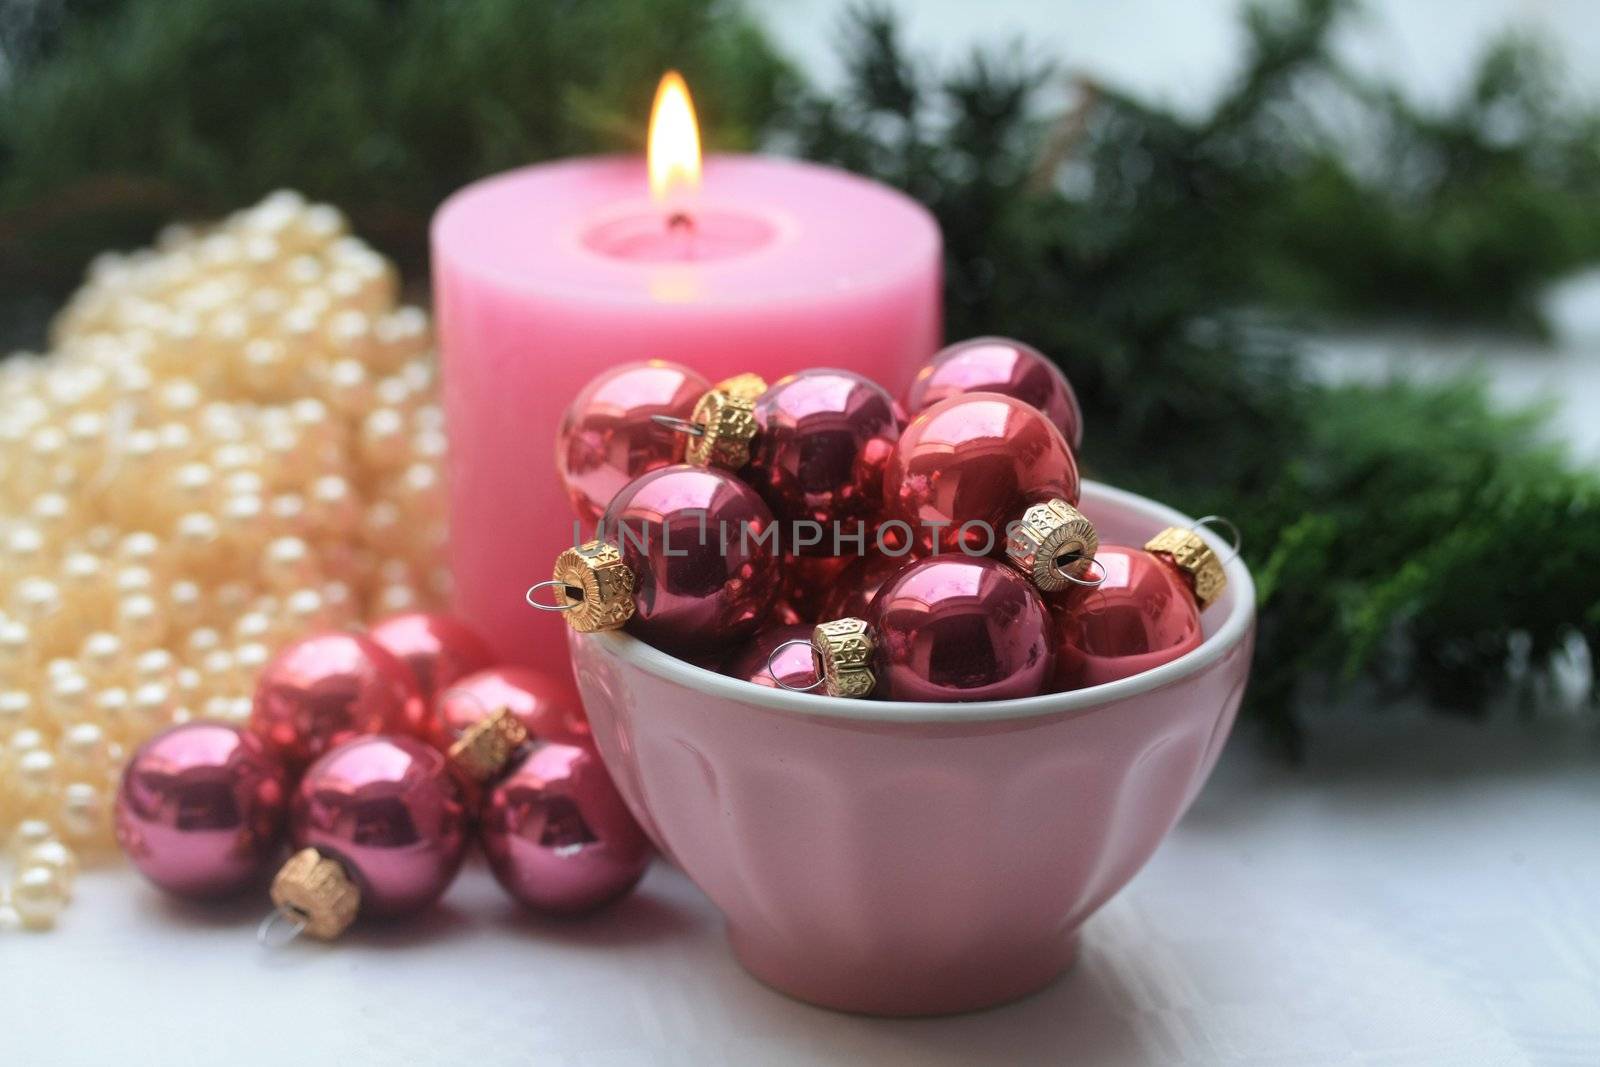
[811,618,877,699]
[712,373,768,402]
[553,541,635,633]
[270,848,360,941]
[682,385,759,469]
[1005,499,1100,591]
[447,706,529,782]
[1143,526,1227,610]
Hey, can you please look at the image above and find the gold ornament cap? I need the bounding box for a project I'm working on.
[270,848,360,941]
[682,382,760,469]
[552,541,636,632]
[1143,526,1227,610]
[712,373,768,402]
[447,707,529,782]
[811,618,877,699]
[1005,499,1100,591]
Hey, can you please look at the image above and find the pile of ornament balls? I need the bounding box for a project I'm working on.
[114,612,650,939]
[551,338,1228,703]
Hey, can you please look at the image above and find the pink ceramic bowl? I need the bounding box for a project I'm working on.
[569,481,1255,1016]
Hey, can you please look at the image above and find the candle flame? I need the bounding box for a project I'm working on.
[648,71,701,202]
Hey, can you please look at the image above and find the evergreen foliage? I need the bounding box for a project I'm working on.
[786,3,1600,746]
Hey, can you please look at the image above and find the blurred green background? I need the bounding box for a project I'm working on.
[3,0,1598,749]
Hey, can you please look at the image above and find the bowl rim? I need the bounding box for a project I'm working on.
[576,480,1256,724]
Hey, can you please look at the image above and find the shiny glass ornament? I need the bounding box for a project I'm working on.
[884,393,1080,556]
[791,558,1055,702]
[480,740,651,914]
[557,361,710,525]
[431,665,588,749]
[289,734,469,918]
[249,632,423,770]
[114,723,288,897]
[368,612,495,712]
[578,464,779,655]
[1051,544,1204,690]
[870,557,1055,701]
[905,337,1083,451]
[746,369,901,541]
[723,624,820,690]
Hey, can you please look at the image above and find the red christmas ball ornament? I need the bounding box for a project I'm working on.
[268,735,469,940]
[884,393,1082,559]
[536,464,779,656]
[249,632,424,771]
[481,740,653,914]
[906,337,1084,451]
[433,666,589,749]
[1052,526,1230,690]
[368,612,495,712]
[785,557,1056,702]
[557,360,711,525]
[723,624,820,690]
[115,723,288,899]
[755,369,904,538]
[671,369,902,543]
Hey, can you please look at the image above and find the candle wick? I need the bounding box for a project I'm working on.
[665,210,696,261]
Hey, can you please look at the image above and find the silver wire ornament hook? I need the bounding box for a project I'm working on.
[767,639,827,692]
[1059,555,1108,588]
[256,905,308,949]
[1047,550,1099,585]
[650,414,706,437]
[525,580,581,612]
[1190,515,1243,566]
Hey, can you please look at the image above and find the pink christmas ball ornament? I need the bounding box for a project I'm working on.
[115,723,289,899]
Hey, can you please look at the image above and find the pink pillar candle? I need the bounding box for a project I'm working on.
[432,155,942,674]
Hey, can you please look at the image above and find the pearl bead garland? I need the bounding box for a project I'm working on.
[0,192,449,931]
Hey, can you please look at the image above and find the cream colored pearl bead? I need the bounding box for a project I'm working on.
[232,641,270,683]
[7,819,56,856]
[263,536,315,590]
[0,690,32,738]
[129,683,172,734]
[59,552,104,595]
[16,749,59,815]
[173,666,202,698]
[59,723,110,778]
[59,782,108,844]
[114,566,154,596]
[116,593,165,649]
[185,628,222,657]
[12,865,68,929]
[0,619,33,675]
[373,584,418,615]
[23,841,80,897]
[80,631,123,682]
[44,673,90,727]
[115,532,162,569]
[167,580,205,629]
[201,695,235,721]
[7,727,46,760]
[92,688,129,739]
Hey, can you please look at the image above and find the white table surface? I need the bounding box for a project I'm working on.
[9,714,1598,1067]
